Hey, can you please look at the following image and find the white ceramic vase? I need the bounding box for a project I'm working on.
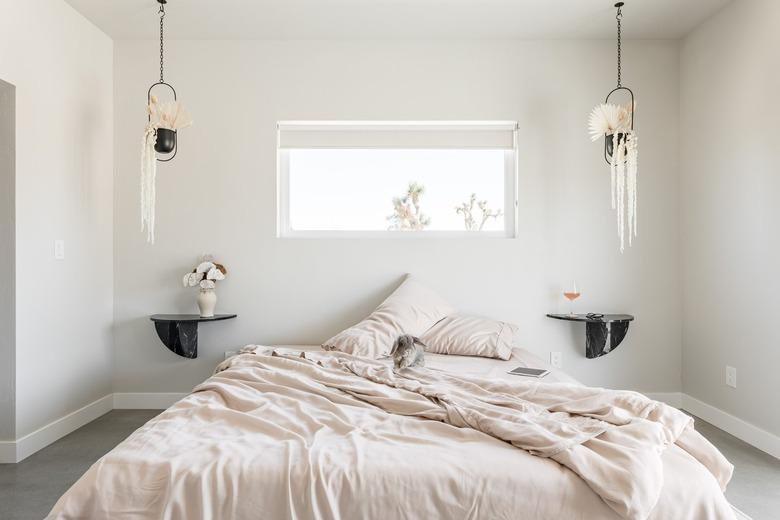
[197,289,217,318]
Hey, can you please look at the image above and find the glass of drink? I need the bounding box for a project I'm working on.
[563,281,581,316]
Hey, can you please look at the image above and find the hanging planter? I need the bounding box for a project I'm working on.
[603,86,634,161]
[588,2,638,253]
[148,82,178,156]
[141,0,193,244]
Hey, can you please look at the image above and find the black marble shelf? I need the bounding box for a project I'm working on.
[546,313,635,359]
[150,314,237,359]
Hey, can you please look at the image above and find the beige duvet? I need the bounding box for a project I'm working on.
[48,347,737,520]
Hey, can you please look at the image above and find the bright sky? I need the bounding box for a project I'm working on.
[288,149,506,231]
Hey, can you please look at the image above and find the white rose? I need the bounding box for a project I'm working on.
[200,279,216,290]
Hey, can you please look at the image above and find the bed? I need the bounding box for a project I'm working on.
[47,345,742,520]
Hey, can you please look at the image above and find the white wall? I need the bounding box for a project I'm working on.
[113,39,681,394]
[681,0,780,436]
[0,79,14,441]
[0,0,114,438]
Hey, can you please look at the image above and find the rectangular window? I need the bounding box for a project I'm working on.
[277,122,517,238]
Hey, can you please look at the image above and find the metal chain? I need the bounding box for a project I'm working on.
[616,4,623,87]
[159,3,165,83]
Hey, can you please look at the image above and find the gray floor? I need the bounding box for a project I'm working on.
[690,415,780,520]
[0,410,160,520]
[0,411,778,520]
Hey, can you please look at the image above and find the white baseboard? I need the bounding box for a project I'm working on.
[0,395,113,463]
[113,392,186,410]
[681,394,780,461]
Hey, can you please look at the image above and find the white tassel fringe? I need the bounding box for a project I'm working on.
[141,124,157,244]
[609,131,638,253]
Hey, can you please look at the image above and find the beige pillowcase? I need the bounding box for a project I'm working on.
[322,275,455,359]
[420,315,517,360]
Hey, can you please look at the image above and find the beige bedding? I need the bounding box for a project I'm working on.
[48,347,737,520]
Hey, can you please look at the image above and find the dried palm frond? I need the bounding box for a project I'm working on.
[588,103,632,142]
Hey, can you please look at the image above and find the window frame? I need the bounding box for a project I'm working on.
[276,122,519,239]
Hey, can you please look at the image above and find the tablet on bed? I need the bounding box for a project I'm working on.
[507,366,549,378]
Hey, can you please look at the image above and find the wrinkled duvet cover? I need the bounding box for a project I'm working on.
[48,347,737,520]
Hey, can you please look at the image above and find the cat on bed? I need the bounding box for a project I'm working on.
[389,334,426,369]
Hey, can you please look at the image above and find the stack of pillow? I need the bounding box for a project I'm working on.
[322,274,518,360]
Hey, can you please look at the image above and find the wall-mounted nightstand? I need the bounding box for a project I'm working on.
[546,313,634,359]
[150,314,237,359]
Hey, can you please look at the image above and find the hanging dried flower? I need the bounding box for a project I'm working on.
[607,131,638,253]
[588,103,632,142]
[152,101,193,131]
[140,123,157,244]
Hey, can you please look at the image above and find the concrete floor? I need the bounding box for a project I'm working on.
[0,410,778,520]
[692,416,780,520]
[0,410,160,520]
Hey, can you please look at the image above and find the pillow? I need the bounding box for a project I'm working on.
[322,275,455,358]
[420,315,518,360]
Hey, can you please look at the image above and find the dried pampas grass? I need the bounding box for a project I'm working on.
[147,96,193,131]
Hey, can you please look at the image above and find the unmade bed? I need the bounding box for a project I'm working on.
[47,346,741,520]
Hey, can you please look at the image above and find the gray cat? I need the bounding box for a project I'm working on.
[389,334,426,369]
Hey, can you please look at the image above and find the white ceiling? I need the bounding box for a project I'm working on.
[65,0,732,40]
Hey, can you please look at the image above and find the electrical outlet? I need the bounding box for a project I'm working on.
[726,366,737,388]
[550,351,563,369]
[54,240,65,260]
[224,350,239,360]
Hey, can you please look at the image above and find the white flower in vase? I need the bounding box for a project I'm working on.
[196,261,216,274]
[183,259,227,317]
[182,272,202,288]
[206,267,225,281]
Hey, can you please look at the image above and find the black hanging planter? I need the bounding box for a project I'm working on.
[155,128,177,154]
[147,81,178,162]
[605,132,625,158]
[603,85,634,164]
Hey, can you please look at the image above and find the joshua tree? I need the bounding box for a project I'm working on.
[387,182,431,231]
[455,193,503,230]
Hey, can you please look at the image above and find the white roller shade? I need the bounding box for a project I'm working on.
[278,121,517,149]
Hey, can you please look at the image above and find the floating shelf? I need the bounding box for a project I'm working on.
[150,314,237,359]
[546,313,634,359]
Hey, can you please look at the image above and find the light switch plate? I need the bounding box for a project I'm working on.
[550,351,563,369]
[54,240,65,260]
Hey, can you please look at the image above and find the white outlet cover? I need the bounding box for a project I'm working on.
[54,240,65,260]
[726,366,737,388]
[550,351,563,369]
